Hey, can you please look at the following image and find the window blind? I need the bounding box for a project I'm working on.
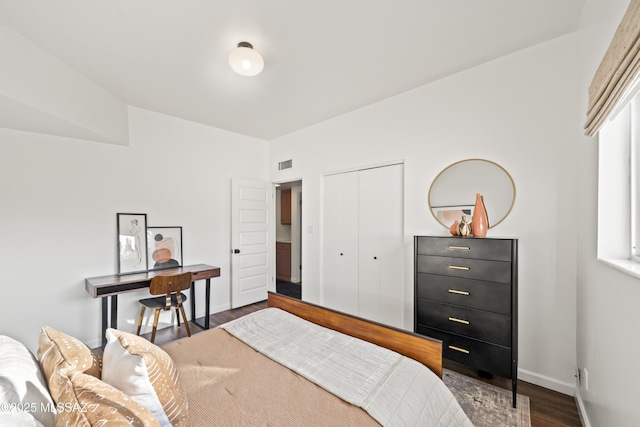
[585,0,640,137]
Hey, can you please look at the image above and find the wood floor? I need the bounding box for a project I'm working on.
[145,299,583,427]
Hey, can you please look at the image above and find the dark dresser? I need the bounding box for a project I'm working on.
[414,235,518,407]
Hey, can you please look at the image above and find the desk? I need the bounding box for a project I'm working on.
[85,264,220,346]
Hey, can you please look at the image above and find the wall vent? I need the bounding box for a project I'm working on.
[278,159,293,170]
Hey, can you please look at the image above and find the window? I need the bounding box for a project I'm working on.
[598,85,640,278]
[632,96,640,261]
[588,0,640,278]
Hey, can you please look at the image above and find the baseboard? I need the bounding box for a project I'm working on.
[517,368,575,396]
[86,303,234,350]
[574,387,592,427]
[197,302,231,320]
[519,373,592,426]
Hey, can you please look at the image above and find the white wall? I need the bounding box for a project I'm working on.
[0,107,267,351]
[0,23,129,145]
[576,1,640,426]
[269,34,580,394]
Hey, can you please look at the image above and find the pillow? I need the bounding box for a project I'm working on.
[56,370,160,427]
[37,326,101,403]
[0,411,45,427]
[0,335,55,427]
[102,329,188,427]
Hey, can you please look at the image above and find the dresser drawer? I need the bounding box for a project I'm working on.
[416,236,513,262]
[416,300,511,346]
[416,273,511,315]
[416,326,513,378]
[416,255,512,283]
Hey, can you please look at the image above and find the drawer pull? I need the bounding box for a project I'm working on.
[448,345,470,354]
[448,317,470,325]
[448,289,470,296]
[448,265,470,271]
[448,245,470,251]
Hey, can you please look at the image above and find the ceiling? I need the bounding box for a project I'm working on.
[0,0,585,141]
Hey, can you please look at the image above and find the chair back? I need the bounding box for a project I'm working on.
[149,272,192,297]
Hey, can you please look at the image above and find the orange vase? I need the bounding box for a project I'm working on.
[450,220,460,236]
[472,193,489,237]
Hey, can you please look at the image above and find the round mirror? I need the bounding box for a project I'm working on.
[428,159,515,229]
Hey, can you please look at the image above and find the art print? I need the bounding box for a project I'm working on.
[117,213,148,274]
[147,226,183,271]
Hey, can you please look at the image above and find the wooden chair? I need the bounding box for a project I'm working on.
[136,272,192,343]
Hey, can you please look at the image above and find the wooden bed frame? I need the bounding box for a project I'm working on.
[267,291,443,377]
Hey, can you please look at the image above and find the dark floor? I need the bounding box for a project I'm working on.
[275,280,301,299]
[136,299,582,427]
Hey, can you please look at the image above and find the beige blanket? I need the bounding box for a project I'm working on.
[162,327,379,426]
[222,308,472,427]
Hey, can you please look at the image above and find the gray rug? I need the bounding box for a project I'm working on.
[443,369,531,427]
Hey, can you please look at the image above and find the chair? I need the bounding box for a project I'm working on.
[136,272,192,343]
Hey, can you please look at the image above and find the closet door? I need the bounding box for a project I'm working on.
[358,164,404,328]
[322,171,359,315]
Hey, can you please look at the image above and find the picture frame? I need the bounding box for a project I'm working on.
[117,213,148,274]
[147,226,183,271]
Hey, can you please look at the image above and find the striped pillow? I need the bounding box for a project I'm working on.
[56,370,160,427]
[36,326,101,403]
[102,329,188,427]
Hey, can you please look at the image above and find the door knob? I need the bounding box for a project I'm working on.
[233,249,240,254]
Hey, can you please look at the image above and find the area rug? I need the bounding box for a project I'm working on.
[443,369,531,427]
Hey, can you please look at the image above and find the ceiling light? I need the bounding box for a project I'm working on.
[228,42,264,76]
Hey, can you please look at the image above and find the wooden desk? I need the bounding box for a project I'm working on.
[85,264,221,346]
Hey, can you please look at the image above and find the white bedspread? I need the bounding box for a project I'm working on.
[222,308,473,427]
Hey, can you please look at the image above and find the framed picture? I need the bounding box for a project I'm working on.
[147,226,183,271]
[117,213,148,274]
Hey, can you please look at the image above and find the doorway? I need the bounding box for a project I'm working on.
[275,180,302,299]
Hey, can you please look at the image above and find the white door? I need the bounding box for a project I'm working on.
[231,177,273,308]
[358,164,404,328]
[322,171,359,314]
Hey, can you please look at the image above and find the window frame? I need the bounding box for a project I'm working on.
[632,97,640,262]
[597,94,640,279]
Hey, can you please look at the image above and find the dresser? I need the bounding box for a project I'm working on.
[414,236,518,407]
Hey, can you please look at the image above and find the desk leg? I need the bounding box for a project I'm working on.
[192,278,212,330]
[111,295,118,329]
[205,278,211,329]
[190,281,195,323]
[101,297,108,347]
[101,295,119,348]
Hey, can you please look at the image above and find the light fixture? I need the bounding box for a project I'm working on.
[228,42,264,76]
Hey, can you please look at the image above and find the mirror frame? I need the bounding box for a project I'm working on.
[428,158,516,229]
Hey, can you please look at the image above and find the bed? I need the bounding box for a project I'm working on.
[0,292,472,427]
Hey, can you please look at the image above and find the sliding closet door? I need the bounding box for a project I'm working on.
[322,163,404,325]
[358,164,404,328]
[322,171,359,315]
